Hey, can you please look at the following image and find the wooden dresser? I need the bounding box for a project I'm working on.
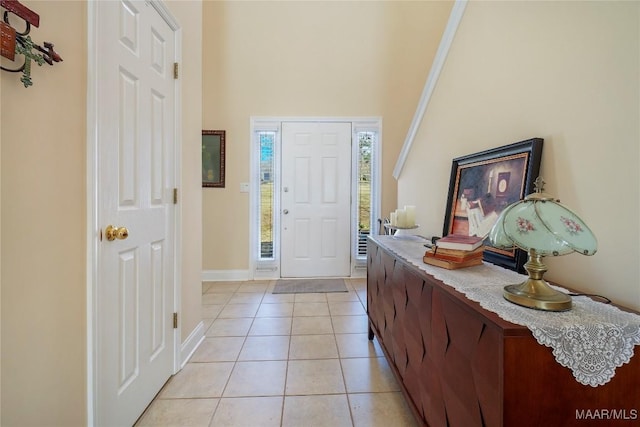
[366,236,640,427]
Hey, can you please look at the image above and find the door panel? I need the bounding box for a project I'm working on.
[119,68,139,206]
[118,248,138,391]
[96,1,176,425]
[150,241,166,358]
[281,122,351,277]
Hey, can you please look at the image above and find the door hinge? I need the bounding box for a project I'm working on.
[173,312,178,329]
[173,62,179,79]
[173,188,178,204]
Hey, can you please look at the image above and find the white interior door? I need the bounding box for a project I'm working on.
[95,1,176,425]
[281,122,352,277]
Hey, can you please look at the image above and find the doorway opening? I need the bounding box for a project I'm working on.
[249,117,381,279]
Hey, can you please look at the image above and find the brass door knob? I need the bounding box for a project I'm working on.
[105,225,129,241]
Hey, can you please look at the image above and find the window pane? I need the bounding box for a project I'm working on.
[259,132,275,259]
[357,131,375,257]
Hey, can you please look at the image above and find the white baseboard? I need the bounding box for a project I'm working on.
[180,321,205,369]
[202,268,365,281]
[253,269,279,280]
[202,270,251,282]
[351,268,366,279]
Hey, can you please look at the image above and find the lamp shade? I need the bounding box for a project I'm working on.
[489,177,597,311]
[490,196,597,257]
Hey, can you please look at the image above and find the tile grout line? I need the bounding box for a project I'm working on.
[209,286,257,422]
[194,280,375,427]
[279,307,294,427]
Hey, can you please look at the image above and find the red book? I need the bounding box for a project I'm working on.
[435,234,484,251]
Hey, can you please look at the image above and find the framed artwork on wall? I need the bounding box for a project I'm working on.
[202,130,225,188]
[442,138,543,272]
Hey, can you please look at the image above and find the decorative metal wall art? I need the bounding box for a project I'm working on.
[0,0,62,88]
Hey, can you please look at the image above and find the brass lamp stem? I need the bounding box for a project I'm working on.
[503,249,572,311]
[524,249,546,280]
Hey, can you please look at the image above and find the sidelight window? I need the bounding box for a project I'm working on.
[258,131,277,260]
[354,129,379,260]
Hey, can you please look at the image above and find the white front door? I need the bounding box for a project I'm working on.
[95,1,176,425]
[280,122,352,277]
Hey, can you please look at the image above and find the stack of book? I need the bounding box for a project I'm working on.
[423,234,485,269]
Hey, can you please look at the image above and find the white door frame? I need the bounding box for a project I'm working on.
[86,1,183,425]
[249,116,381,280]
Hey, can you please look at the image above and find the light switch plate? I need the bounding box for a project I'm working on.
[240,183,250,193]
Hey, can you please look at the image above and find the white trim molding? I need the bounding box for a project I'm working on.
[149,0,180,30]
[393,0,468,179]
[202,270,251,282]
[85,4,98,424]
[180,321,205,369]
[351,264,367,278]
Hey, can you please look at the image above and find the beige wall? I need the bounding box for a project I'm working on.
[0,10,4,425]
[1,1,87,425]
[202,0,452,271]
[399,1,640,310]
[0,1,202,425]
[0,34,3,425]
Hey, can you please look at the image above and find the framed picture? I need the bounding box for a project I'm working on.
[202,130,225,188]
[443,138,543,272]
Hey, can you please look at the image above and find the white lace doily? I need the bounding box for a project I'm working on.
[372,235,640,387]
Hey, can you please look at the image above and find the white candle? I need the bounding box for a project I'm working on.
[396,209,406,228]
[404,205,416,227]
[390,212,397,226]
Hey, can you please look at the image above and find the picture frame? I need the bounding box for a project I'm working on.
[202,130,225,188]
[442,138,543,272]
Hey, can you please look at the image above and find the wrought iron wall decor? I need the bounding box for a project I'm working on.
[0,0,62,88]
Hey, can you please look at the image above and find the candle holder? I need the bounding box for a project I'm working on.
[384,224,420,237]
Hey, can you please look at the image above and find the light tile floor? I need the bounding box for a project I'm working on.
[136,279,417,427]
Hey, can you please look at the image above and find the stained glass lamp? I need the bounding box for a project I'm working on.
[489,177,597,311]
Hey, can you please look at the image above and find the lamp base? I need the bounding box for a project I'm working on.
[503,278,572,312]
